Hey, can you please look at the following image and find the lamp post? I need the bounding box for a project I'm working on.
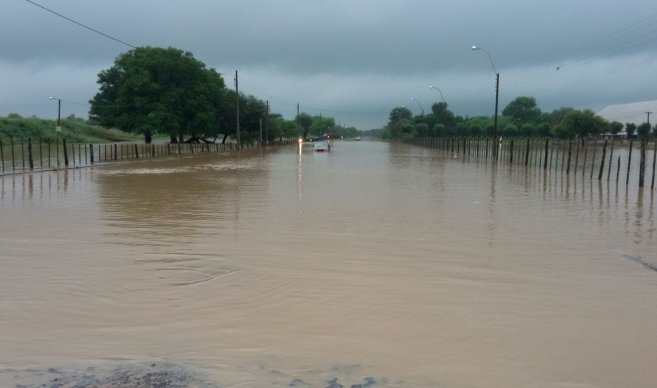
[49,96,61,132]
[410,97,424,116]
[428,85,445,103]
[472,45,500,160]
[48,96,63,166]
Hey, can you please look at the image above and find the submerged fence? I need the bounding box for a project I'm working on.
[0,138,295,176]
[407,136,657,191]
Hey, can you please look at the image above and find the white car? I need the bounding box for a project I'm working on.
[313,141,330,152]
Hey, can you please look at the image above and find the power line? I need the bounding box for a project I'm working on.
[24,0,137,49]
[238,75,389,116]
[507,10,657,86]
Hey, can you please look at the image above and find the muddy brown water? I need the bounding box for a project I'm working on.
[1,140,656,387]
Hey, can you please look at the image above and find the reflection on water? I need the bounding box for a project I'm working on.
[1,141,657,387]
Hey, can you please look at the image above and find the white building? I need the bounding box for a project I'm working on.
[597,99,657,125]
[596,99,657,138]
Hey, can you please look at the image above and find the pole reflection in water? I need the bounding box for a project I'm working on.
[0,141,656,387]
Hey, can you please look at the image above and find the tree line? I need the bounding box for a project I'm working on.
[383,96,657,141]
[89,46,358,144]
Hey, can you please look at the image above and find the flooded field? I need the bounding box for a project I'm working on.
[1,140,656,387]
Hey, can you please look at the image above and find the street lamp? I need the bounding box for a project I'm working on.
[428,85,445,103]
[410,97,424,115]
[472,45,500,160]
[49,96,61,132]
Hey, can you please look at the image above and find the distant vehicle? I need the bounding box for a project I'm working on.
[355,136,361,141]
[313,141,330,152]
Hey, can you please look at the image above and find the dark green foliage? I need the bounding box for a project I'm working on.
[0,115,137,143]
[609,121,624,135]
[637,122,651,139]
[625,123,637,138]
[552,109,607,139]
[381,94,629,140]
[90,46,225,143]
[295,113,313,139]
[502,96,541,125]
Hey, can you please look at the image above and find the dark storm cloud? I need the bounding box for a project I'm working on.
[3,0,657,128]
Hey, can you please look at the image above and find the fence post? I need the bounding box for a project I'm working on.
[598,140,607,180]
[90,144,95,164]
[581,139,588,177]
[524,138,530,166]
[589,139,597,179]
[626,139,633,186]
[651,139,656,190]
[0,140,4,173]
[607,138,615,181]
[566,139,573,174]
[639,137,646,187]
[20,138,26,171]
[27,138,34,170]
[11,137,16,172]
[63,138,69,167]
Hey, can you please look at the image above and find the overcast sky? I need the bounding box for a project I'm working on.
[3,0,657,129]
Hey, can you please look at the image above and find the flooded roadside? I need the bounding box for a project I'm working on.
[1,141,656,387]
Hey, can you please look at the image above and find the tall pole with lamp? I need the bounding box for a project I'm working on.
[49,96,62,166]
[472,45,499,160]
[410,97,424,116]
[428,85,445,103]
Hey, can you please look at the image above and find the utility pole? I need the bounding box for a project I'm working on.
[235,70,240,149]
[265,100,269,146]
[297,103,300,139]
[494,72,500,160]
[646,111,653,126]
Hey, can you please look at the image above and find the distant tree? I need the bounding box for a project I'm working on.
[296,112,313,139]
[609,121,624,136]
[90,46,225,143]
[536,122,551,137]
[309,115,336,138]
[238,94,268,143]
[625,123,637,139]
[386,107,413,138]
[399,121,416,138]
[430,102,456,131]
[637,122,651,139]
[503,123,519,137]
[415,123,429,137]
[389,106,412,122]
[547,107,575,128]
[555,109,607,139]
[432,123,446,137]
[520,123,537,137]
[502,96,542,126]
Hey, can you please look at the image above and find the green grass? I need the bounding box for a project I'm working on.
[0,115,140,144]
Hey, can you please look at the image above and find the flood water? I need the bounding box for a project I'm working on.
[1,140,656,387]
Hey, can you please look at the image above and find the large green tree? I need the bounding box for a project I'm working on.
[90,46,225,143]
[502,96,542,127]
[553,109,607,139]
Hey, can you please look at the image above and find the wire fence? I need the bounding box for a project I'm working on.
[0,137,296,176]
[406,136,657,191]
